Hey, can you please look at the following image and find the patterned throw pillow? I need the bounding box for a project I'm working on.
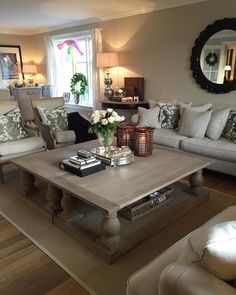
[37,105,68,132]
[222,110,236,141]
[0,108,28,143]
[159,103,180,129]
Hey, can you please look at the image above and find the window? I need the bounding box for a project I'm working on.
[49,31,93,107]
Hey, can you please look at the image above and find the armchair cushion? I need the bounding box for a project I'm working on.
[52,130,76,144]
[0,108,28,143]
[0,136,44,156]
[178,221,236,280]
[37,105,68,132]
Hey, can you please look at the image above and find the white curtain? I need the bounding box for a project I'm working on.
[91,28,102,109]
[45,35,59,96]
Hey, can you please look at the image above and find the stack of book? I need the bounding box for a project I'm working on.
[59,151,106,177]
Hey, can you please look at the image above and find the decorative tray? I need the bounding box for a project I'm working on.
[90,146,134,166]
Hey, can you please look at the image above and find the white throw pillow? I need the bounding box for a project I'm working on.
[178,221,236,280]
[137,106,161,128]
[130,113,140,124]
[206,108,230,141]
[177,102,192,130]
[178,108,212,139]
[177,103,212,130]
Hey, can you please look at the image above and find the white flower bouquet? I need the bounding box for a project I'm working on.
[88,108,125,146]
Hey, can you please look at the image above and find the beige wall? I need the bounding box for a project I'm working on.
[101,0,236,108]
[10,0,236,107]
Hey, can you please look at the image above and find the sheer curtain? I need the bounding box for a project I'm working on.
[91,28,102,109]
[45,35,59,96]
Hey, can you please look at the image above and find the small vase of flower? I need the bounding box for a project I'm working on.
[88,108,125,147]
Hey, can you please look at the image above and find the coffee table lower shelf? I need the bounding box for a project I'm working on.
[23,181,209,263]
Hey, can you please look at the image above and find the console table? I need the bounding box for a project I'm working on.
[101,100,149,121]
[101,99,149,109]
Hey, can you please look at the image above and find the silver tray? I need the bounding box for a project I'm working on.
[90,146,134,166]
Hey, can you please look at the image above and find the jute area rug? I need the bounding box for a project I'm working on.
[1,167,236,295]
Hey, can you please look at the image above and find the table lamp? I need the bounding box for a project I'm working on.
[23,64,38,85]
[97,52,118,99]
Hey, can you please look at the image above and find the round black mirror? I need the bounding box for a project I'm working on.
[191,18,236,93]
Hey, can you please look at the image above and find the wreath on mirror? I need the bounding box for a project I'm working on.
[205,52,218,66]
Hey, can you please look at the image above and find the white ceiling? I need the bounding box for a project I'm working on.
[0,0,208,36]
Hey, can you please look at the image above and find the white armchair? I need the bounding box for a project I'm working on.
[0,100,45,183]
[127,206,236,295]
[32,97,76,150]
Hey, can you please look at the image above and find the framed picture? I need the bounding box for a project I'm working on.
[0,45,24,81]
[63,92,70,102]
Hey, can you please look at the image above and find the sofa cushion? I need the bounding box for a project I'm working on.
[153,129,188,149]
[137,106,161,128]
[0,136,44,156]
[178,108,212,139]
[206,108,230,141]
[0,108,28,143]
[222,110,236,141]
[52,130,76,143]
[37,105,68,132]
[178,221,236,281]
[180,137,236,162]
[159,103,180,129]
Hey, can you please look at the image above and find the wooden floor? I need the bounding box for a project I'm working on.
[0,169,235,295]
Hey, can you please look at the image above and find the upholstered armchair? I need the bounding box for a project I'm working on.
[0,100,45,183]
[32,97,76,150]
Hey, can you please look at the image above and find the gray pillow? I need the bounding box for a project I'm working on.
[179,108,212,139]
[0,108,28,143]
[222,110,236,141]
[37,105,68,132]
[206,108,230,141]
[137,106,161,128]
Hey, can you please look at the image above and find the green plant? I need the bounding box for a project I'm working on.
[70,73,88,96]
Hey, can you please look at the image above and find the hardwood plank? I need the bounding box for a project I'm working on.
[0,219,90,295]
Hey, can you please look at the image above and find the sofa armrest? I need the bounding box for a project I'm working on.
[35,119,55,150]
[159,263,236,295]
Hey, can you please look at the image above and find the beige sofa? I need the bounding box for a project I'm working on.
[152,128,236,176]
[131,102,236,176]
[126,205,236,295]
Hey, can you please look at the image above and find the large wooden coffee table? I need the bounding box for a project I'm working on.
[12,140,214,262]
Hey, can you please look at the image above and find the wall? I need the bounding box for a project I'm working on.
[0,34,35,87]
[29,0,236,108]
[101,0,236,108]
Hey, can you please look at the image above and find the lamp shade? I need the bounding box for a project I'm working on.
[97,53,118,68]
[225,65,231,71]
[23,64,38,74]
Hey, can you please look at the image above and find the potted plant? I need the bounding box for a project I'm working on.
[70,73,88,104]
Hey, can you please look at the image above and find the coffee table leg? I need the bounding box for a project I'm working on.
[46,184,62,223]
[19,170,37,196]
[97,212,121,250]
[189,170,204,196]
[61,191,84,220]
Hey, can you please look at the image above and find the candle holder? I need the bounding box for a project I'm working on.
[133,127,154,157]
[117,123,136,149]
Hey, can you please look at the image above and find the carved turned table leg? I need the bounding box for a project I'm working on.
[19,170,37,196]
[189,170,204,196]
[61,191,84,221]
[46,184,62,223]
[97,212,121,251]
